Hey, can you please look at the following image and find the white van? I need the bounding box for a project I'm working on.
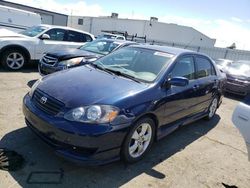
[0,5,41,32]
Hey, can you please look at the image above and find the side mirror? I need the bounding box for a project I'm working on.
[164,77,189,88]
[40,34,50,40]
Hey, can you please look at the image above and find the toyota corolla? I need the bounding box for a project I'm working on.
[23,45,224,164]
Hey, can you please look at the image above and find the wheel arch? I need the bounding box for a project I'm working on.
[130,112,159,141]
[0,45,31,61]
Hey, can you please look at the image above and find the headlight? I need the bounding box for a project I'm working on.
[58,57,84,67]
[64,105,119,124]
[29,78,42,97]
[86,58,97,62]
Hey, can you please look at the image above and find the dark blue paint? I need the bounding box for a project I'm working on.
[23,45,225,165]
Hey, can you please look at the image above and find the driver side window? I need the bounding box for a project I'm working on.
[44,29,66,41]
[171,56,195,80]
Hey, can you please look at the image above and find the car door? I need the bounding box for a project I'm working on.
[66,30,93,48]
[232,95,250,161]
[36,28,69,59]
[162,55,200,125]
[194,55,218,112]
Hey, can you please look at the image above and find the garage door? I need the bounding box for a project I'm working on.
[40,14,53,25]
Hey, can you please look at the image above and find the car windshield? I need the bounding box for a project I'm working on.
[92,47,173,82]
[80,40,120,55]
[19,26,48,37]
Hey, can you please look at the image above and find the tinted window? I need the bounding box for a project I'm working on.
[45,29,66,41]
[67,31,93,42]
[67,30,82,42]
[84,34,93,42]
[196,57,216,78]
[171,57,195,80]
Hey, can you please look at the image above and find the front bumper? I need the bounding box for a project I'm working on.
[23,94,131,165]
[225,81,250,96]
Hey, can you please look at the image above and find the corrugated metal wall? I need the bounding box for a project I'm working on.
[151,40,250,61]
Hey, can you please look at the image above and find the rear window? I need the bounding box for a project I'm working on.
[67,30,93,42]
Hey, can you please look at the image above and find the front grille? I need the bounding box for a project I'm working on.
[32,89,64,115]
[42,55,58,65]
[227,78,249,86]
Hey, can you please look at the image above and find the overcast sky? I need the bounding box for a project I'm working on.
[6,0,250,50]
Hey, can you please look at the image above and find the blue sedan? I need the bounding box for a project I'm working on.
[23,45,225,164]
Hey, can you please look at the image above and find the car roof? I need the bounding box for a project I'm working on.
[129,44,195,56]
[39,24,94,36]
[94,39,137,45]
[101,33,124,37]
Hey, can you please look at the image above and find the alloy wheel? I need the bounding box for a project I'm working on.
[6,52,25,70]
[128,123,152,158]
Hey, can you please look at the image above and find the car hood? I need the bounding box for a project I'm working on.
[46,48,102,61]
[0,28,26,38]
[226,67,250,80]
[37,65,148,108]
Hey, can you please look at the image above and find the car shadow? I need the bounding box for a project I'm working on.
[1,115,220,187]
[224,92,245,102]
[0,64,38,73]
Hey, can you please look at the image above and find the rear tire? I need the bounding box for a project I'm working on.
[121,117,155,163]
[1,49,27,70]
[204,96,219,120]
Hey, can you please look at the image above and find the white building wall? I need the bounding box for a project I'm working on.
[68,16,216,47]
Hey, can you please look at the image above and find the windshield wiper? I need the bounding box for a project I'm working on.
[90,64,116,75]
[104,68,141,83]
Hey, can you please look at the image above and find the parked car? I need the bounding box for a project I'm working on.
[214,58,233,72]
[38,39,136,75]
[97,33,126,40]
[232,95,250,161]
[23,45,224,164]
[224,60,250,96]
[0,25,95,70]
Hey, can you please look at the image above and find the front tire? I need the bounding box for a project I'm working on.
[121,117,155,163]
[1,49,26,70]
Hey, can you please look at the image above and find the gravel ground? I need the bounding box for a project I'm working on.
[0,66,249,188]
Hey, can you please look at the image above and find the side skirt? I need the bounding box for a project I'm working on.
[156,111,208,140]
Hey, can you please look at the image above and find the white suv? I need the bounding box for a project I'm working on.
[0,25,95,70]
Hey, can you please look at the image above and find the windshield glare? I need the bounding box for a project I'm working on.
[229,62,250,69]
[228,62,250,76]
[80,40,119,55]
[19,26,48,37]
[216,60,231,66]
[93,47,173,82]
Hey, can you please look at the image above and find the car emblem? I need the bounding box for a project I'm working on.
[40,96,47,104]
